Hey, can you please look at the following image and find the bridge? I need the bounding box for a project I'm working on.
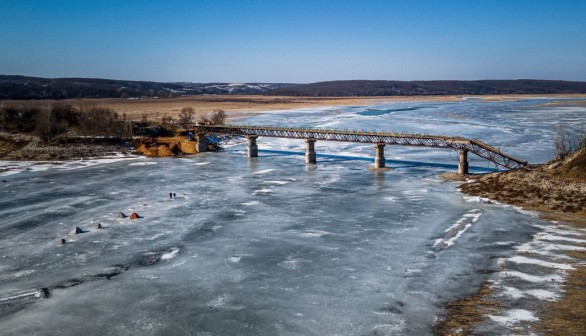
[191,125,528,174]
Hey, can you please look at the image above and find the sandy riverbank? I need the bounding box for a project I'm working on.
[437,149,586,335]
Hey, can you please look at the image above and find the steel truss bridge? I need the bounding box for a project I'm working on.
[193,124,527,170]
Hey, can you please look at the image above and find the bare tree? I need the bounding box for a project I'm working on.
[35,106,55,143]
[161,114,174,127]
[197,112,210,125]
[178,107,195,129]
[553,124,574,159]
[578,127,586,150]
[210,109,227,125]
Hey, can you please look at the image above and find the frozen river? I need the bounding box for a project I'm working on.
[0,98,585,335]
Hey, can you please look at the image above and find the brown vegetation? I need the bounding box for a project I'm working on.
[460,148,586,227]
[441,147,586,335]
[535,252,586,336]
[1,95,462,123]
[434,285,501,336]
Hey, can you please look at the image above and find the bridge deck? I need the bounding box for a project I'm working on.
[193,125,527,170]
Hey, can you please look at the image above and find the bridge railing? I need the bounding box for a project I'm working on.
[192,124,527,170]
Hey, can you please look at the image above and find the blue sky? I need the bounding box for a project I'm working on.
[1,0,585,83]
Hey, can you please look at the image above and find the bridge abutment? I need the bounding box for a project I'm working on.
[374,143,386,169]
[248,136,258,158]
[305,139,316,164]
[458,149,469,175]
[196,133,207,153]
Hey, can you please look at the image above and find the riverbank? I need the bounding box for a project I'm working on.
[437,148,586,335]
[0,132,133,162]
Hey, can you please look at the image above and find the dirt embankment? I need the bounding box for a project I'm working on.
[133,136,219,157]
[0,132,133,161]
[461,148,586,226]
[437,148,586,335]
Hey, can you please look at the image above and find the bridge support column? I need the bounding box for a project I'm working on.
[458,149,469,175]
[374,143,385,169]
[196,133,207,153]
[248,136,258,158]
[305,139,316,164]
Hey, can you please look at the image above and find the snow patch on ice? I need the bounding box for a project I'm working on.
[129,162,157,166]
[229,257,241,263]
[241,200,262,206]
[507,255,574,270]
[300,230,331,238]
[0,291,40,302]
[535,233,586,244]
[263,180,289,185]
[500,286,525,299]
[252,188,273,195]
[526,289,559,301]
[433,209,482,250]
[252,169,275,175]
[489,309,538,325]
[498,271,563,283]
[161,248,179,260]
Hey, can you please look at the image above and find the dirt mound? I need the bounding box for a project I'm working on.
[460,147,586,227]
[552,148,586,182]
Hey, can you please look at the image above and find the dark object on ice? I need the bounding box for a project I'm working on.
[116,212,126,218]
[169,193,172,199]
[41,288,51,298]
[2,179,8,182]
[70,227,84,235]
[129,212,140,219]
[97,223,102,229]
[60,238,66,245]
[173,192,176,199]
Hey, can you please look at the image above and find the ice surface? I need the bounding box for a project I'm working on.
[1,98,584,335]
[489,309,539,325]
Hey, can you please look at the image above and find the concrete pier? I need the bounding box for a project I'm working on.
[196,133,207,153]
[374,143,386,169]
[248,136,258,158]
[458,149,469,175]
[305,139,317,164]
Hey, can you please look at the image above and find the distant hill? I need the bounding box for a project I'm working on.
[2,76,586,100]
[265,80,586,96]
[0,75,297,100]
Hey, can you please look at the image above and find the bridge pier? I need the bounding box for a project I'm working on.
[247,136,258,158]
[458,149,469,175]
[305,139,316,164]
[196,133,207,153]
[374,143,385,169]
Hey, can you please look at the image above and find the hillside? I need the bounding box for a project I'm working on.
[0,75,296,100]
[3,76,586,100]
[265,79,586,96]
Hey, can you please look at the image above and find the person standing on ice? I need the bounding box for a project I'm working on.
[169,193,172,199]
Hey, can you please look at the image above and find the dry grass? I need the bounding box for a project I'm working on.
[535,260,586,336]
[1,95,459,122]
[450,149,586,336]
[434,284,501,336]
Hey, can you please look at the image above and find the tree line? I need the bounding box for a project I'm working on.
[265,80,586,96]
[0,103,228,143]
[0,103,132,143]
